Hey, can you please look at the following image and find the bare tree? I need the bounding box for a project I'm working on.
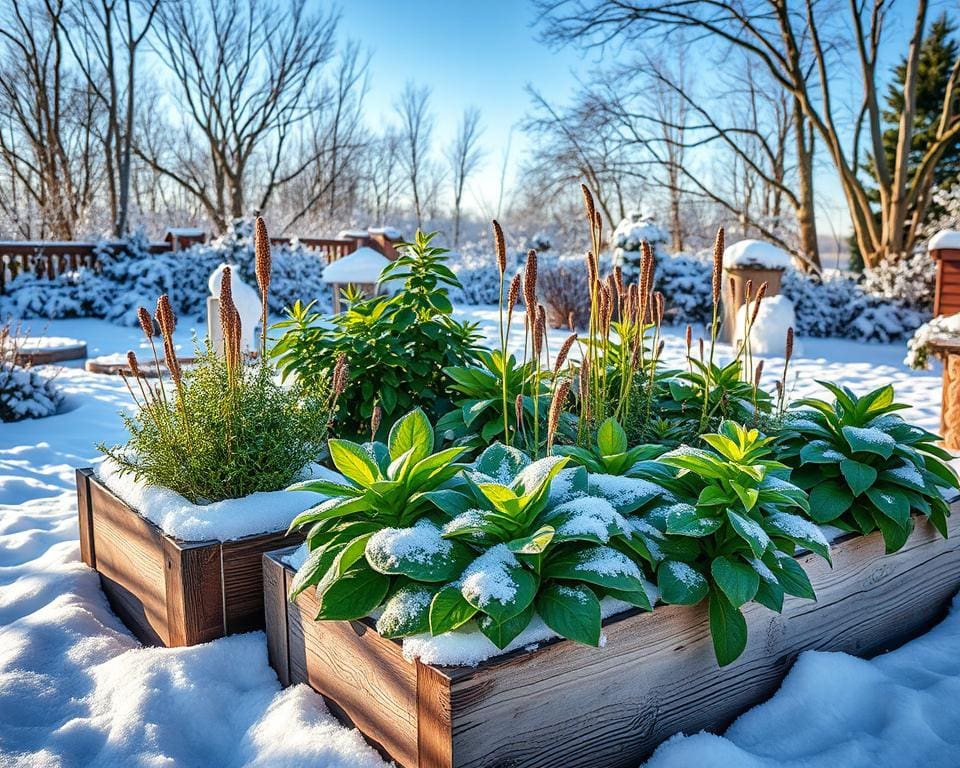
[395,82,434,229]
[59,0,160,236]
[365,128,403,224]
[0,0,100,238]
[537,0,957,268]
[140,0,338,231]
[446,106,484,246]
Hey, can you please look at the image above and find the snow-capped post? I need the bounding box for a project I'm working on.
[927,230,960,317]
[721,239,791,343]
[321,244,393,313]
[206,265,262,354]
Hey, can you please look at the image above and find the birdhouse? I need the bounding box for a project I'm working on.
[928,230,960,316]
[163,227,206,252]
[322,246,392,313]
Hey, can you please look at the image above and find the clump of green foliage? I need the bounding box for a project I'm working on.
[102,218,330,503]
[272,231,481,440]
[776,382,959,551]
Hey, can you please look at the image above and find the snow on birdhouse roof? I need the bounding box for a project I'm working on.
[164,227,205,237]
[928,230,960,251]
[723,239,792,270]
[321,246,391,284]
[368,226,403,240]
[336,229,370,239]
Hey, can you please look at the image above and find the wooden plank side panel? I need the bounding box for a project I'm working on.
[288,572,420,768]
[417,662,453,768]
[448,513,960,768]
[164,539,224,647]
[75,468,96,568]
[263,551,291,687]
[221,530,303,634]
[88,480,169,646]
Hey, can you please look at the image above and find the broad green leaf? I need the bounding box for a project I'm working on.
[871,508,913,553]
[429,584,478,634]
[808,479,854,523]
[542,545,645,593]
[314,563,390,621]
[365,523,474,582]
[597,417,628,456]
[328,439,380,486]
[841,425,895,459]
[730,481,760,512]
[376,585,436,638]
[765,513,831,563]
[865,486,911,527]
[657,560,709,605]
[603,585,653,611]
[461,552,538,623]
[727,510,772,558]
[506,525,556,555]
[388,408,433,464]
[478,604,535,649]
[536,583,602,646]
[753,579,784,613]
[799,441,845,465]
[709,590,748,666]
[711,556,760,608]
[768,553,815,600]
[288,543,341,600]
[840,459,877,496]
[475,442,531,481]
[665,505,723,537]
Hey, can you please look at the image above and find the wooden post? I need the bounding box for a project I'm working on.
[722,267,784,342]
[930,247,960,316]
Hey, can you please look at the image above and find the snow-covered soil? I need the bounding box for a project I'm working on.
[0,309,953,767]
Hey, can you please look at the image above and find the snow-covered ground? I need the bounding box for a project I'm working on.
[0,308,953,767]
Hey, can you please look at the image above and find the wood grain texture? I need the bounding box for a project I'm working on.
[284,563,420,767]
[81,472,296,647]
[88,478,169,646]
[222,529,303,634]
[75,468,96,568]
[263,551,291,687]
[942,353,960,450]
[268,503,960,768]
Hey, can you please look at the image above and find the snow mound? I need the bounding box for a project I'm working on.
[734,295,796,356]
[322,247,391,284]
[928,229,960,251]
[208,264,262,351]
[723,240,792,271]
[94,459,341,541]
[612,213,669,252]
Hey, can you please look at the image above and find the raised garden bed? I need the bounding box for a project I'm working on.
[263,503,960,768]
[76,468,303,647]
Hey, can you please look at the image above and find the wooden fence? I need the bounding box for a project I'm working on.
[0,236,358,294]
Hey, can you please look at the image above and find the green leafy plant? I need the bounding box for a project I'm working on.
[776,382,958,552]
[271,231,481,440]
[648,421,824,665]
[102,223,330,503]
[286,409,472,619]
[555,416,662,475]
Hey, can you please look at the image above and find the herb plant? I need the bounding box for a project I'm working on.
[286,409,471,617]
[649,421,825,665]
[271,231,481,440]
[102,219,330,503]
[555,416,662,475]
[776,382,958,552]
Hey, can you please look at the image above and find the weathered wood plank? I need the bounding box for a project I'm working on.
[263,550,291,687]
[164,538,224,646]
[75,468,96,568]
[88,478,169,646]
[222,530,301,634]
[286,565,420,768]
[417,662,453,768]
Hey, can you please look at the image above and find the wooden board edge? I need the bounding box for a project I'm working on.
[75,467,96,568]
[417,661,453,768]
[263,551,292,687]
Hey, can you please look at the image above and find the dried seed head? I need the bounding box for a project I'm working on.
[656,339,665,359]
[654,291,665,325]
[219,267,236,340]
[371,404,382,440]
[137,307,154,340]
[775,380,784,399]
[712,227,725,305]
[515,393,524,431]
[754,360,764,387]
[523,249,538,310]
[785,326,795,362]
[127,351,141,377]
[580,183,596,226]
[750,282,768,324]
[533,306,545,359]
[332,354,349,396]
[507,272,521,308]
[547,378,571,452]
[594,210,602,236]
[492,220,507,274]
[699,337,705,361]
[567,310,576,330]
[554,333,577,375]
[613,266,623,299]
[685,324,692,352]
[254,217,272,298]
[586,251,597,288]
[156,294,176,340]
[744,278,754,304]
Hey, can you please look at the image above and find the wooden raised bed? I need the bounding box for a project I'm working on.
[927,337,960,450]
[76,468,302,647]
[264,502,960,768]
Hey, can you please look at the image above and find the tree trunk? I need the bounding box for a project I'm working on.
[793,100,820,271]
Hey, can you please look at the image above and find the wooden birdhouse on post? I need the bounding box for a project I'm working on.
[721,239,791,343]
[929,230,960,316]
[322,246,393,314]
[163,228,206,252]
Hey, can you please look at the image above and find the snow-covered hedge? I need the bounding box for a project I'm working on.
[905,313,960,370]
[612,213,669,281]
[860,248,936,313]
[0,326,63,423]
[0,221,331,326]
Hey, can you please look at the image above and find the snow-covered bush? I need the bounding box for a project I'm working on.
[0,221,332,326]
[446,242,523,306]
[905,313,960,370]
[612,213,668,281]
[861,247,936,313]
[0,325,62,422]
[538,256,590,329]
[653,251,714,326]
